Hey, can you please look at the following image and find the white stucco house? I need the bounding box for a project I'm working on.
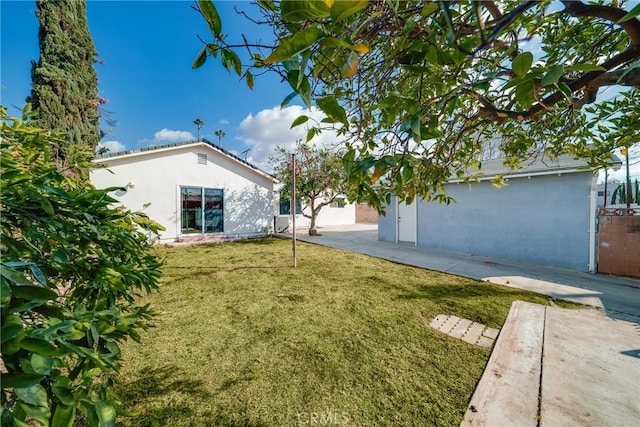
[275,195,357,232]
[90,140,278,243]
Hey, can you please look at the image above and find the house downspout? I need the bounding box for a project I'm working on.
[176,184,181,241]
[413,200,418,246]
[588,173,598,274]
[395,196,399,244]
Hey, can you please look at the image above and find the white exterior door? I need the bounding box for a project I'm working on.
[397,201,416,244]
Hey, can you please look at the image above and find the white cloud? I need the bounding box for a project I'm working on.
[153,128,194,142]
[97,140,126,154]
[599,146,640,183]
[237,105,344,171]
[138,128,195,146]
[219,119,229,125]
[603,164,640,184]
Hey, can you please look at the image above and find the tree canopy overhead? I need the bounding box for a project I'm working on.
[195,0,640,208]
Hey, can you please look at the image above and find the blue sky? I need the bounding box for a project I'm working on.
[1,0,637,182]
[1,0,328,169]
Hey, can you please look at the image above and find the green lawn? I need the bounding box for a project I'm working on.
[115,238,559,426]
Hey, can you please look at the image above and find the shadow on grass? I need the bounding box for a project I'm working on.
[119,365,213,399]
[393,282,546,302]
[391,282,551,327]
[160,265,293,286]
[117,366,271,427]
[226,238,283,246]
[394,282,589,311]
[173,238,283,249]
[209,414,270,427]
[165,265,292,272]
[117,365,213,426]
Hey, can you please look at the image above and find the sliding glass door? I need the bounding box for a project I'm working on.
[181,187,223,234]
[204,188,223,233]
[180,187,202,234]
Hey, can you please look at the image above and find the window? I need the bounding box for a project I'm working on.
[197,153,207,165]
[203,188,224,233]
[330,197,346,208]
[181,187,223,234]
[280,199,302,215]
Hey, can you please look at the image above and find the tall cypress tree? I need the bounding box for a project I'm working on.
[28,0,102,161]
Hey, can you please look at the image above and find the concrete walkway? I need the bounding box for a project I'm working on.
[295,224,640,322]
[293,224,640,426]
[461,301,640,427]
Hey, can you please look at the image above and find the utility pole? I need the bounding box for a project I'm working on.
[625,149,632,210]
[291,153,297,268]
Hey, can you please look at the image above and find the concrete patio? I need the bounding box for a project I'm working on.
[461,301,640,426]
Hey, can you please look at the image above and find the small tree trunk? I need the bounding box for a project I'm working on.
[308,200,319,235]
[309,210,318,235]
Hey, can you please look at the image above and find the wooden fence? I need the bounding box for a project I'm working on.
[597,207,640,278]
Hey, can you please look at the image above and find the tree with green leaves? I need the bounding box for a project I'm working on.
[1,105,164,426]
[194,118,205,141]
[270,142,349,233]
[215,128,226,146]
[28,0,103,166]
[194,0,640,210]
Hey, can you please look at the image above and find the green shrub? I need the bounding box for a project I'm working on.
[1,105,164,426]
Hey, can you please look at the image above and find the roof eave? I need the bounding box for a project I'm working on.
[93,140,277,183]
[448,166,594,184]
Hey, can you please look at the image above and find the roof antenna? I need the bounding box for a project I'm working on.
[241,148,250,161]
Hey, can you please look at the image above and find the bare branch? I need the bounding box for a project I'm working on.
[479,1,541,49]
[530,46,640,115]
[573,68,640,109]
[561,0,640,46]
[481,1,503,20]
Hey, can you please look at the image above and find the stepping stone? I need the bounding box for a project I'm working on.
[450,318,473,339]
[430,314,500,348]
[476,336,495,348]
[440,315,461,334]
[462,322,485,345]
[429,314,449,330]
[482,327,500,339]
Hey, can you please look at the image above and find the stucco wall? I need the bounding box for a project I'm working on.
[418,173,593,270]
[378,200,397,242]
[379,172,594,271]
[294,200,356,229]
[90,146,275,242]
